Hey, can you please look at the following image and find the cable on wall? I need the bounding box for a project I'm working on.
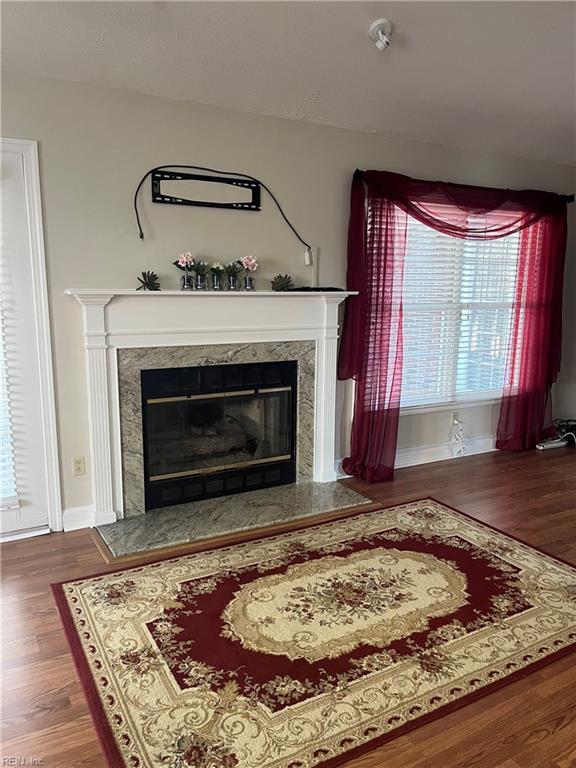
[133,164,312,249]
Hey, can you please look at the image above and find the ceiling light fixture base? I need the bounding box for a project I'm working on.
[369,18,394,51]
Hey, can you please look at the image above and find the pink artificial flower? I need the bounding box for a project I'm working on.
[240,255,258,272]
[177,252,194,268]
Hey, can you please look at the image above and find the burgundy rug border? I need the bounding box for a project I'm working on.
[425,495,576,569]
[51,496,576,768]
[315,644,576,768]
[51,582,126,768]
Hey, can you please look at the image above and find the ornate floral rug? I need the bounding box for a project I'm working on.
[53,499,576,768]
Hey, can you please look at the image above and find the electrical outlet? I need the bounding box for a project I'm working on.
[72,456,86,476]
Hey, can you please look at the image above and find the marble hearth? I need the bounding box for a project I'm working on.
[97,481,373,559]
[67,290,355,528]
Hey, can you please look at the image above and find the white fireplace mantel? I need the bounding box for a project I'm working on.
[67,289,355,526]
[66,289,352,297]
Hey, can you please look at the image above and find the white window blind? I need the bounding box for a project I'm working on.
[400,211,520,409]
[0,265,19,510]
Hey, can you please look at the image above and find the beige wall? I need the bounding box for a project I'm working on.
[557,216,576,419]
[2,73,574,513]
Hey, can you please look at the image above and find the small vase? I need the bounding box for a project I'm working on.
[180,272,194,291]
[211,273,223,291]
[195,273,208,291]
[243,275,255,291]
[227,274,239,291]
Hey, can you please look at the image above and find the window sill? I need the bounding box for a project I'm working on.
[400,397,501,417]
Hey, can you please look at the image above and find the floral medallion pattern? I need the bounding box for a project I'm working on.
[54,499,576,768]
[281,566,417,624]
[221,548,468,662]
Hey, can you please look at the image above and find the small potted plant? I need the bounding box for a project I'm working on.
[271,273,294,291]
[136,270,161,291]
[239,255,258,290]
[210,262,225,291]
[224,261,243,291]
[173,252,194,290]
[192,259,210,291]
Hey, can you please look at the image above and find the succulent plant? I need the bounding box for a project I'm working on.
[271,274,294,292]
[192,260,210,276]
[136,270,161,291]
[224,261,243,277]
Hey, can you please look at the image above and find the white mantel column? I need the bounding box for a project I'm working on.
[313,297,341,482]
[74,294,117,525]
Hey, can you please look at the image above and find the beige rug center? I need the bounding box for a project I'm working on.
[222,548,468,661]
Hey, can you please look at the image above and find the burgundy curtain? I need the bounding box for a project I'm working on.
[496,211,567,449]
[338,170,568,482]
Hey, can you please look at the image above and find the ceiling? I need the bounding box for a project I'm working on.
[2,1,575,165]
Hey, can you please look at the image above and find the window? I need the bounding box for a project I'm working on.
[0,139,61,536]
[400,210,521,409]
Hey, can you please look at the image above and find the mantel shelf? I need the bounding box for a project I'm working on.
[66,289,356,299]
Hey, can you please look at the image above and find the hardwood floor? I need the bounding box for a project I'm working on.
[1,449,575,768]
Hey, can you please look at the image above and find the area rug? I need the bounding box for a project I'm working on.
[52,498,576,768]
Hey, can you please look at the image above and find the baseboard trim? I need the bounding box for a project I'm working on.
[335,435,496,478]
[396,435,496,469]
[63,505,119,531]
[95,511,118,527]
[63,505,97,531]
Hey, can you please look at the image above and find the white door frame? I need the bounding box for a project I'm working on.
[1,137,62,532]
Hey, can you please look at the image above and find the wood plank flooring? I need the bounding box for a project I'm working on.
[1,449,575,768]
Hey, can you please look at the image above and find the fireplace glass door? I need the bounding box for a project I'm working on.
[145,387,293,480]
[141,361,297,508]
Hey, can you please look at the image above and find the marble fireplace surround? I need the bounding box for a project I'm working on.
[118,341,315,517]
[66,290,354,527]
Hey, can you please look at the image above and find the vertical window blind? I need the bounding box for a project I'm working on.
[399,209,521,408]
[0,278,19,510]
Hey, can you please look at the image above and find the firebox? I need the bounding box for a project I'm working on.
[141,361,297,509]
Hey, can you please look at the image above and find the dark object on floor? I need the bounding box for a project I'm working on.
[536,418,576,450]
[136,270,161,291]
[555,418,576,444]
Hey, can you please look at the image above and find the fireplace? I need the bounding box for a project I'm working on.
[67,291,352,525]
[141,361,297,509]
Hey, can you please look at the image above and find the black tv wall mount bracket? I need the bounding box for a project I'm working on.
[151,170,261,211]
[133,163,311,248]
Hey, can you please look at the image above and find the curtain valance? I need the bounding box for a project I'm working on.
[358,169,567,240]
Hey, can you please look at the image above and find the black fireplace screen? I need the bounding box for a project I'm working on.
[141,361,297,508]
